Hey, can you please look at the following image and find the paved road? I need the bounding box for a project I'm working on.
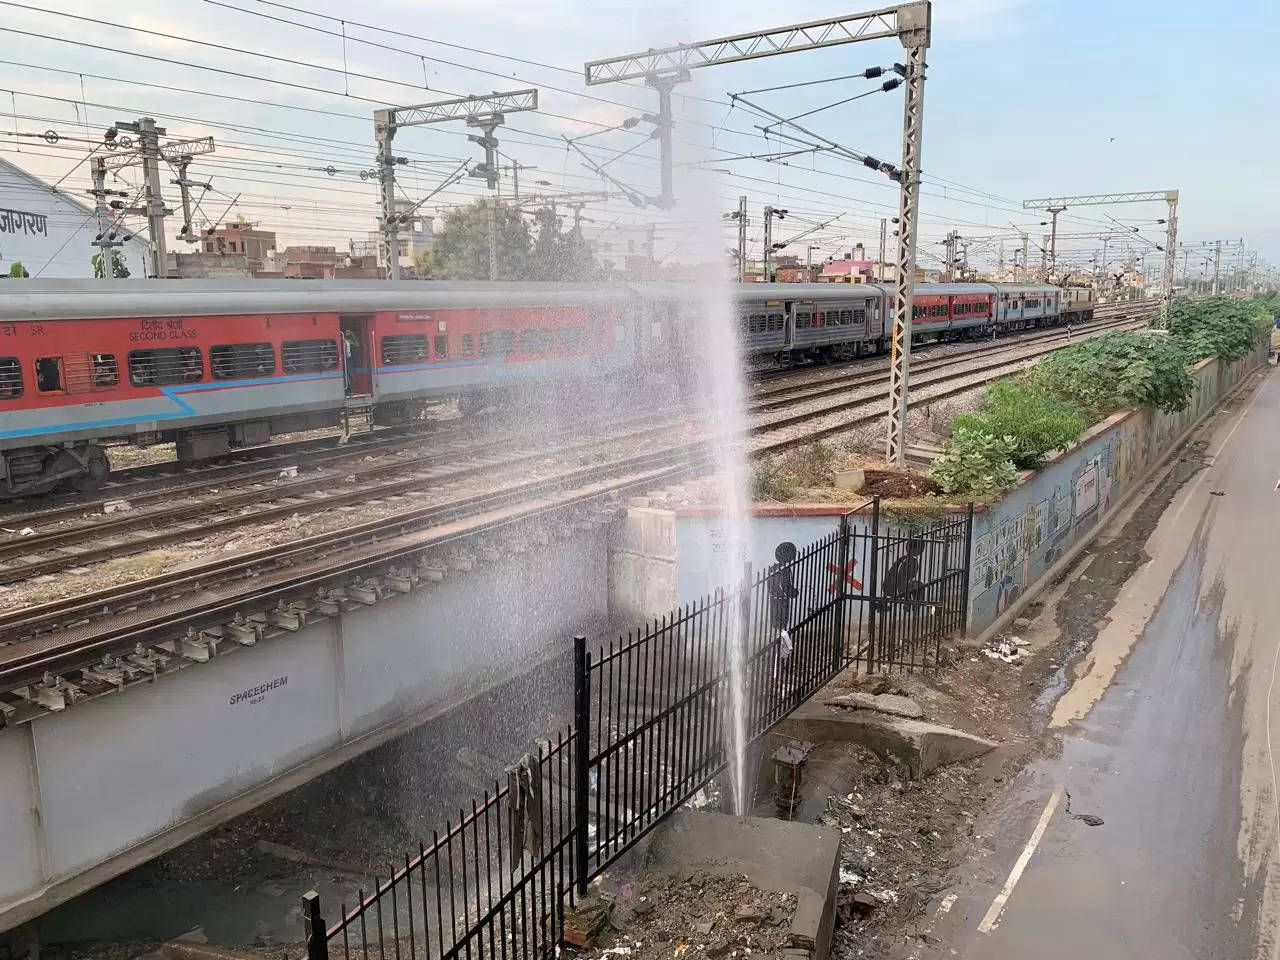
[923,366,1280,959]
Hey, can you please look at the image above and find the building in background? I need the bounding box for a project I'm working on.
[167,252,252,278]
[202,221,277,272]
[596,223,655,277]
[279,245,379,279]
[0,156,149,278]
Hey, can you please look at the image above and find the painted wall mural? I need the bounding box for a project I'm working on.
[968,352,1259,634]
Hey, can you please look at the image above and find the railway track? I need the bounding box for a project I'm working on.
[0,301,1159,710]
[0,312,1143,586]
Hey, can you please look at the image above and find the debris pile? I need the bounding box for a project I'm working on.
[815,744,986,956]
[573,872,798,960]
[982,634,1029,664]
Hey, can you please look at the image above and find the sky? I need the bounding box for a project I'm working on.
[0,0,1274,278]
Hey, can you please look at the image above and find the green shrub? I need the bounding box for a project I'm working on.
[750,456,795,501]
[785,441,836,486]
[953,380,1089,469]
[929,426,1020,497]
[1028,331,1193,414]
[1168,297,1266,363]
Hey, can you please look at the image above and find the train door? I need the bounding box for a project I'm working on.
[340,314,373,396]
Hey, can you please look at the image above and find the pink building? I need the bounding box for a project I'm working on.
[819,258,874,283]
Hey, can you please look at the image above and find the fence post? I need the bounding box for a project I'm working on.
[866,497,881,673]
[833,513,851,676]
[960,503,975,636]
[572,634,590,897]
[302,891,329,960]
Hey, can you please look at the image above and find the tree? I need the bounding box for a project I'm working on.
[1,262,28,279]
[416,198,609,281]
[91,250,131,278]
[417,199,531,280]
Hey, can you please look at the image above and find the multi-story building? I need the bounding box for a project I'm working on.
[202,222,277,272]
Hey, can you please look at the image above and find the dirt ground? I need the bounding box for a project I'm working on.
[574,873,799,960]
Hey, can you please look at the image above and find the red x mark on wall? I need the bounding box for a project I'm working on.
[827,558,862,593]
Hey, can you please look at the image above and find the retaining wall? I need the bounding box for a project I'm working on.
[966,346,1266,635]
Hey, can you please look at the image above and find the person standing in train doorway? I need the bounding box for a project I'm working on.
[342,328,356,393]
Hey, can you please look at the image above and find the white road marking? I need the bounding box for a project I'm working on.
[936,892,957,917]
[977,784,1064,935]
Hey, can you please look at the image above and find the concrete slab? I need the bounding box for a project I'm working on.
[824,691,925,720]
[646,811,842,960]
[777,702,998,779]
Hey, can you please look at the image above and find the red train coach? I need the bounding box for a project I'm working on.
[0,281,637,496]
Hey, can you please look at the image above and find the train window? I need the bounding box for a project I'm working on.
[211,343,275,380]
[479,330,515,357]
[518,329,554,354]
[814,311,825,328]
[559,327,585,353]
[36,357,63,393]
[460,333,474,357]
[433,334,448,361]
[281,339,338,374]
[839,310,853,326]
[795,312,811,329]
[0,357,20,398]
[381,334,430,365]
[91,354,119,388]
[768,314,784,331]
[129,347,203,386]
[852,308,867,324]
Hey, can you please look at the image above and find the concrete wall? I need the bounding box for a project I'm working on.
[0,527,608,931]
[967,348,1263,635]
[609,503,864,620]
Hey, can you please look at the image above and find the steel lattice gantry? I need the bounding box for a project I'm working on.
[1023,190,1179,321]
[374,89,539,280]
[584,2,932,467]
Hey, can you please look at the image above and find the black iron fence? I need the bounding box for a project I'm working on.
[304,731,578,960]
[303,499,972,960]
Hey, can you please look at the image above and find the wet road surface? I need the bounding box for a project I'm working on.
[922,366,1280,959]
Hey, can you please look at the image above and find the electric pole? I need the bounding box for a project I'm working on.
[942,230,959,282]
[87,158,125,280]
[737,195,747,281]
[171,157,212,247]
[112,118,171,278]
[467,114,504,281]
[579,3,931,466]
[373,89,538,281]
[878,217,887,281]
[763,205,786,282]
[1046,204,1065,279]
[1213,240,1221,294]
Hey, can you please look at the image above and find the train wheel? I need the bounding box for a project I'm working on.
[68,446,109,493]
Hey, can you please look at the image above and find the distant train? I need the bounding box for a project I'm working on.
[736,281,1094,363]
[0,279,1093,496]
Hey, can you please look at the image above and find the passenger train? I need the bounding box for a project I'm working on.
[0,279,1092,496]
